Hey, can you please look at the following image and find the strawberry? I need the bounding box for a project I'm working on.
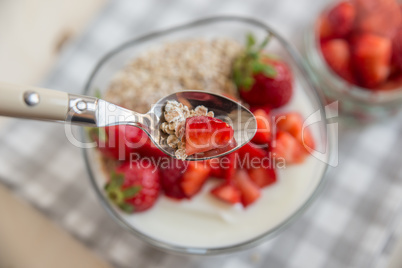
[185,116,234,156]
[248,166,277,188]
[251,109,272,145]
[318,1,356,40]
[353,0,401,38]
[249,105,272,115]
[377,74,402,90]
[234,170,261,207]
[271,131,307,164]
[159,159,188,199]
[276,112,315,151]
[211,182,241,204]
[321,39,356,83]
[208,152,237,181]
[233,34,293,108]
[90,125,165,161]
[391,28,402,71]
[105,161,160,213]
[181,161,211,197]
[350,33,392,88]
[238,142,268,162]
[159,159,210,199]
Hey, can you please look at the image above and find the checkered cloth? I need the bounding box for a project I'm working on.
[1,0,402,267]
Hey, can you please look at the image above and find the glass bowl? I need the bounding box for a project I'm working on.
[303,2,402,123]
[82,16,330,255]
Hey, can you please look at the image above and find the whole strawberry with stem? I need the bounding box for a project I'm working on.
[233,34,293,108]
[105,161,160,213]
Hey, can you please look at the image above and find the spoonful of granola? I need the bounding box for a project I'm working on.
[0,82,257,160]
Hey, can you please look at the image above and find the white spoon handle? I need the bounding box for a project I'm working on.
[0,82,69,121]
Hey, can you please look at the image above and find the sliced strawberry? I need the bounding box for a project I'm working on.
[350,33,392,88]
[248,166,277,188]
[185,116,234,156]
[377,74,402,90]
[391,28,402,71]
[249,105,272,115]
[211,182,241,204]
[321,39,356,84]
[105,161,160,213]
[159,159,188,199]
[276,112,315,151]
[181,161,211,197]
[318,1,356,40]
[271,131,307,164]
[251,109,272,145]
[238,142,268,161]
[208,152,237,181]
[234,170,261,207]
[354,0,401,38]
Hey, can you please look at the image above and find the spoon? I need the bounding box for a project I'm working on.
[0,82,257,160]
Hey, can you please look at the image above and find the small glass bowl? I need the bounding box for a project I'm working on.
[303,3,402,123]
[82,16,330,255]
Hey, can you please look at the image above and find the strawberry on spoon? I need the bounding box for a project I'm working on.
[185,116,234,156]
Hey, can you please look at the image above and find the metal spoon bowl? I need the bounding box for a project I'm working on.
[97,91,257,160]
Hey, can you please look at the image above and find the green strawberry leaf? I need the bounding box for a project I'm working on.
[246,33,256,49]
[109,172,125,188]
[94,88,102,99]
[232,33,277,92]
[86,127,107,143]
[262,65,277,78]
[123,186,141,198]
[119,203,134,214]
[258,35,271,51]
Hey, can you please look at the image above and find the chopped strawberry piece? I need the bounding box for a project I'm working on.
[271,131,307,164]
[248,166,277,188]
[319,1,356,40]
[238,142,268,161]
[234,170,261,207]
[354,0,401,38]
[185,116,234,156]
[159,159,188,199]
[249,105,272,115]
[181,161,211,197]
[350,33,392,88]
[377,74,402,90]
[211,182,241,204]
[276,112,315,151]
[321,39,356,83]
[208,152,237,181]
[391,28,402,71]
[251,109,272,145]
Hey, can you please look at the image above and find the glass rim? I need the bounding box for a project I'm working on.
[81,15,331,255]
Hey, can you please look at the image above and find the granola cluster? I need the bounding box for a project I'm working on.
[160,100,214,160]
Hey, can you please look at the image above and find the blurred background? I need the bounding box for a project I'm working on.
[0,0,401,267]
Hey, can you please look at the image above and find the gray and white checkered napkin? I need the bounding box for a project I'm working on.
[1,0,402,267]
